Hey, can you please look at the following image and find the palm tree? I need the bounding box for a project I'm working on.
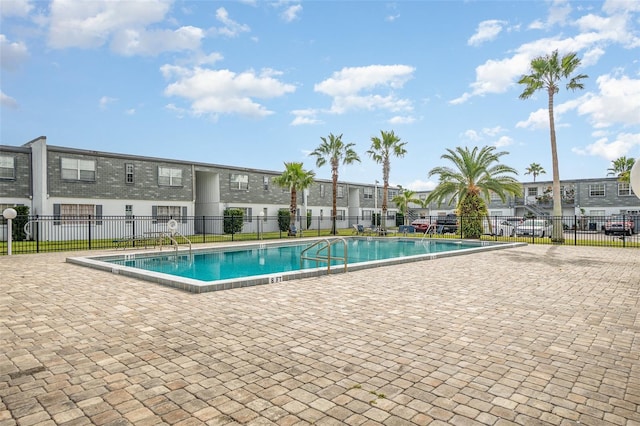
[272,162,315,236]
[518,50,588,242]
[309,133,360,235]
[525,163,546,182]
[391,189,420,226]
[425,146,521,238]
[367,130,407,231]
[607,156,635,183]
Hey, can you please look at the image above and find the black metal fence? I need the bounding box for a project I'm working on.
[1,214,639,255]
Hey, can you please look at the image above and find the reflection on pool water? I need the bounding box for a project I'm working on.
[68,237,523,293]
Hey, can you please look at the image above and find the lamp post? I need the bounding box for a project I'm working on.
[374,180,379,227]
[258,211,264,240]
[3,208,17,256]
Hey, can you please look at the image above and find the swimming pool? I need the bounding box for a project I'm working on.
[68,237,523,293]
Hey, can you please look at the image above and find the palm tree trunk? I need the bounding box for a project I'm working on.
[332,168,338,235]
[548,88,564,243]
[290,189,297,236]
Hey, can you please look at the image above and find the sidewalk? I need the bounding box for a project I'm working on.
[1,244,639,425]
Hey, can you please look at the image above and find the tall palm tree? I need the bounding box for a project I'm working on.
[391,189,420,226]
[518,50,588,242]
[272,162,315,236]
[309,133,360,235]
[367,130,407,230]
[525,163,546,182]
[425,146,521,238]
[607,156,635,183]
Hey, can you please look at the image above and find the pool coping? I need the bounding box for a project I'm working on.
[67,237,526,293]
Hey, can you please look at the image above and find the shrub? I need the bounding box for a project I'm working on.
[223,208,244,234]
[12,205,29,241]
[277,209,290,232]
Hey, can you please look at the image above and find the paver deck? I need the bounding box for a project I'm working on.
[1,244,639,425]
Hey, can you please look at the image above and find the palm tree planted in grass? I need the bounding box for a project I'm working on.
[273,162,315,236]
[525,163,546,182]
[518,50,588,242]
[310,133,360,235]
[392,189,420,226]
[607,156,636,183]
[367,130,407,231]
[425,146,521,239]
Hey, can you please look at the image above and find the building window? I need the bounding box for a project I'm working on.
[57,204,99,223]
[589,184,605,197]
[527,187,538,197]
[337,209,345,220]
[61,158,96,181]
[490,191,502,202]
[125,164,134,184]
[618,182,632,196]
[154,205,182,222]
[320,184,325,198]
[388,189,398,199]
[158,167,182,187]
[230,173,249,190]
[0,155,15,179]
[263,208,268,221]
[125,204,133,222]
[263,176,270,191]
[419,194,426,200]
[363,187,373,199]
[320,209,324,220]
[337,185,344,198]
[362,209,373,220]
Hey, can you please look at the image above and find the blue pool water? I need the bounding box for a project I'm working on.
[108,238,480,281]
[68,237,521,292]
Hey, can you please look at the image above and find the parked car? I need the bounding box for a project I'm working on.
[435,214,458,233]
[410,218,433,233]
[604,215,635,236]
[483,217,523,236]
[515,219,553,238]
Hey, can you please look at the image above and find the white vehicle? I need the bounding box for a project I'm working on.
[484,217,523,236]
[515,219,553,238]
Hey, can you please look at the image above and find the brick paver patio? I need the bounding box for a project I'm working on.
[1,244,639,425]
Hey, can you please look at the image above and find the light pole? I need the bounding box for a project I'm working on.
[3,208,17,256]
[374,180,379,227]
[258,211,264,240]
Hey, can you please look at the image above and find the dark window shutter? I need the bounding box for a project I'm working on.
[152,205,157,223]
[53,204,60,225]
[95,205,103,225]
[182,206,187,223]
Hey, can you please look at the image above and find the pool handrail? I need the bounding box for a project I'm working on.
[300,237,348,274]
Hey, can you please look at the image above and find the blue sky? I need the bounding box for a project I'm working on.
[1,0,639,190]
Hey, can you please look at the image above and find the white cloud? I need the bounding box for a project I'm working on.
[163,66,296,118]
[1,91,19,109]
[516,98,581,130]
[314,65,415,114]
[388,115,416,124]
[386,14,400,22]
[46,0,202,55]
[572,132,640,160]
[212,7,250,37]
[99,96,117,109]
[576,73,640,128]
[0,35,29,71]
[125,108,136,115]
[462,126,507,141]
[603,0,640,14]
[452,2,639,104]
[290,109,322,126]
[281,4,302,22]
[405,179,437,191]
[0,0,33,17]
[468,20,507,47]
[494,135,514,147]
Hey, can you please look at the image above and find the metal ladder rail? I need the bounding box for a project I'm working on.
[160,231,192,253]
[300,238,348,274]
